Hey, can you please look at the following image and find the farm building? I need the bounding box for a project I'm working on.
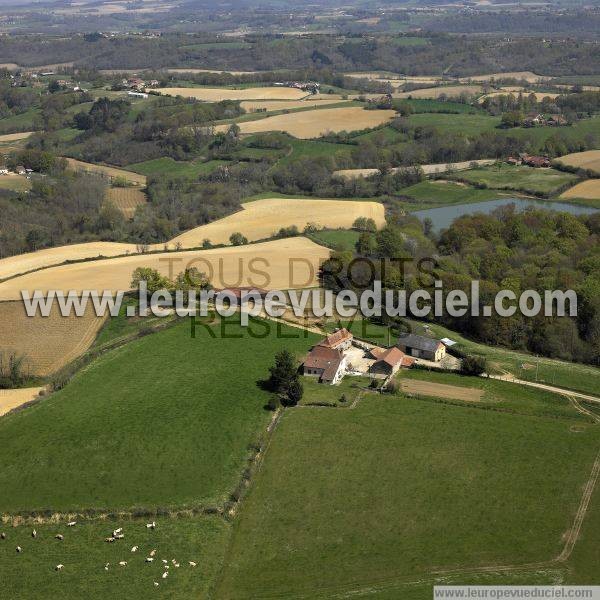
[319,328,353,351]
[303,345,347,385]
[369,347,414,376]
[397,334,446,362]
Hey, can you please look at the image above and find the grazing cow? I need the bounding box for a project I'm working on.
[174,563,180,568]
[105,537,115,543]
[16,546,22,553]
[1,532,6,540]
[145,557,154,563]
[161,559,167,564]
[32,530,37,539]
[189,561,197,567]
[119,561,127,567]
[150,549,156,557]
[115,534,125,540]
[131,546,138,553]
[67,522,76,527]
[162,572,168,579]
[153,582,159,587]
[55,534,64,541]
[146,522,156,529]
[55,565,63,571]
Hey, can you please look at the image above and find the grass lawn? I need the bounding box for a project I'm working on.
[91,297,177,349]
[128,157,228,178]
[407,112,500,135]
[0,516,229,599]
[400,98,479,114]
[300,375,371,406]
[401,180,503,208]
[453,164,578,196]
[0,316,319,512]
[215,393,599,598]
[0,108,40,134]
[277,136,354,166]
[309,228,361,250]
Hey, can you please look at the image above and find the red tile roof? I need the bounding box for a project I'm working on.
[319,328,353,349]
[371,347,414,368]
[303,345,344,381]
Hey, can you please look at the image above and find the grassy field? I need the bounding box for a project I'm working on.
[401,180,503,208]
[128,157,228,179]
[0,108,40,134]
[215,390,599,598]
[0,516,230,599]
[453,164,578,195]
[407,112,500,135]
[309,228,361,250]
[400,98,480,114]
[0,317,319,512]
[300,375,371,406]
[399,369,590,420]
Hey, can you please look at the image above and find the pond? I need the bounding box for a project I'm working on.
[412,198,597,232]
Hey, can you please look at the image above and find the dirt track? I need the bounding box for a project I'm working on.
[401,379,483,402]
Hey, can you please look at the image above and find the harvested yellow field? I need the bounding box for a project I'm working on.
[0,131,34,142]
[105,187,147,218]
[157,86,308,102]
[478,91,559,104]
[0,242,137,280]
[223,107,396,138]
[560,180,600,200]
[0,173,32,192]
[461,71,549,83]
[0,300,106,375]
[333,159,496,180]
[169,197,385,247]
[64,158,147,186]
[0,197,379,279]
[394,85,483,99]
[555,150,600,175]
[0,387,45,417]
[0,238,331,300]
[240,98,349,112]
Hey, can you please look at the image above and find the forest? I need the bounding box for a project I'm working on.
[1,32,600,76]
[322,208,600,366]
